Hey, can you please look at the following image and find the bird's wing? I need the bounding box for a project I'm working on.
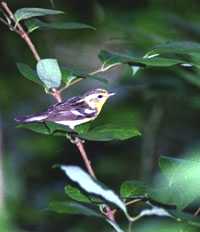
[46,99,97,122]
[47,96,83,112]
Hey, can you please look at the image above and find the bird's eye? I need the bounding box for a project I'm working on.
[97,94,103,99]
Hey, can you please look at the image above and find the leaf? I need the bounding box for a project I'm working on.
[152,41,200,55]
[76,123,141,141]
[60,165,130,219]
[17,122,70,136]
[36,59,62,89]
[16,63,44,86]
[175,69,200,88]
[25,18,95,33]
[135,220,196,232]
[64,185,91,203]
[16,111,141,141]
[106,219,125,232]
[169,210,200,228]
[131,66,140,76]
[49,201,101,217]
[98,50,184,68]
[136,206,172,219]
[120,180,147,198]
[14,8,63,22]
[61,68,78,85]
[156,156,200,210]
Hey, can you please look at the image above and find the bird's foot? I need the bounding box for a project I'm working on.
[66,132,85,144]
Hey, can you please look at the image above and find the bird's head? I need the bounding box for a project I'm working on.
[83,88,115,111]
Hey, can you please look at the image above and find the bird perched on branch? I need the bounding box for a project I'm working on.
[15,89,115,130]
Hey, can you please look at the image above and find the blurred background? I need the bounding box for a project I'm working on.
[1,0,200,231]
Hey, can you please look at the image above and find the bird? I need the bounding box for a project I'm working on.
[15,88,115,130]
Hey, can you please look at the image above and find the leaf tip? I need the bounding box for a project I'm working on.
[52,164,61,169]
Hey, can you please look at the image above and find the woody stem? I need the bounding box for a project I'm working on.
[74,138,96,178]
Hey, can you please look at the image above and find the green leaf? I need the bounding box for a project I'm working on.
[99,50,184,68]
[17,122,70,136]
[106,219,125,232]
[61,68,78,85]
[17,112,141,141]
[152,41,200,55]
[76,123,141,141]
[36,59,62,89]
[49,201,101,217]
[156,156,200,210]
[120,180,147,198]
[25,18,95,33]
[175,69,200,88]
[75,111,141,141]
[64,185,91,203]
[60,165,130,219]
[135,220,196,232]
[14,8,63,22]
[16,63,44,86]
[169,210,200,228]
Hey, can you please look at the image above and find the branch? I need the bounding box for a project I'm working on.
[59,63,122,94]
[72,137,96,178]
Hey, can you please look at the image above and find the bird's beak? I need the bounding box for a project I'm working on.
[108,92,116,97]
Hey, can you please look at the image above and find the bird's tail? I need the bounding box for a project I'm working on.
[15,113,48,123]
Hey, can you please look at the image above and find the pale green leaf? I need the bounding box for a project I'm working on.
[15,8,63,22]
[36,58,62,89]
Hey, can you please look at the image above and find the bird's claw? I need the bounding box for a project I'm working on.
[66,133,85,144]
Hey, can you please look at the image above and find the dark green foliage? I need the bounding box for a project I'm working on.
[99,50,184,68]
[25,19,95,33]
[49,201,101,217]
[17,117,141,141]
[16,63,44,87]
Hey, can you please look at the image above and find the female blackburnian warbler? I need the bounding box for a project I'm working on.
[15,89,115,130]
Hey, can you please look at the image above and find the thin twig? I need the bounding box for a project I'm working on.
[89,63,121,76]
[194,207,200,216]
[126,199,142,206]
[51,88,62,103]
[111,198,142,217]
[58,78,82,94]
[0,1,40,61]
[73,137,96,178]
[0,16,9,26]
[128,221,133,232]
[59,63,121,94]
